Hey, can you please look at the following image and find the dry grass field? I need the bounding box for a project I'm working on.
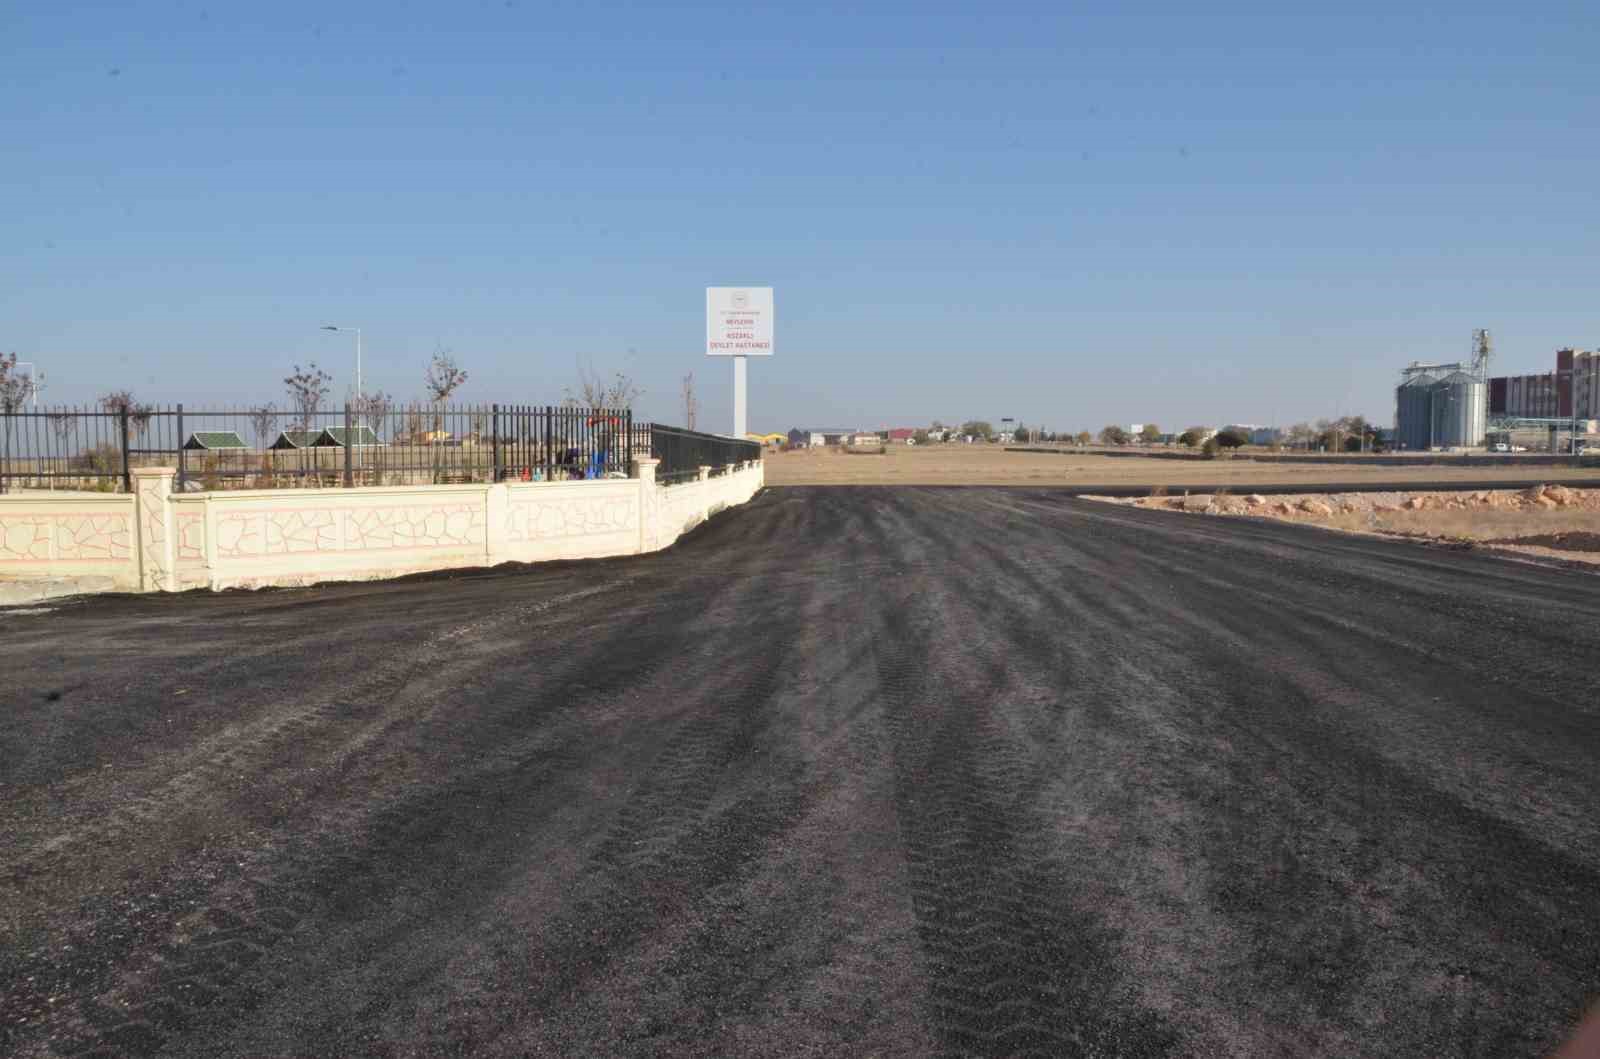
[764,443,1600,489]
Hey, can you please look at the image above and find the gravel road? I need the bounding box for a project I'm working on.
[3,487,1598,1057]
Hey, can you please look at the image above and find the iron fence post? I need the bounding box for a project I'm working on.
[492,403,502,482]
[119,407,131,492]
[343,402,354,488]
[176,403,186,492]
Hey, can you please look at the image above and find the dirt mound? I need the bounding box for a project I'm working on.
[1484,531,1600,553]
[1108,486,1600,567]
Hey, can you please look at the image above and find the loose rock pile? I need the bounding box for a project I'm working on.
[1130,484,1600,519]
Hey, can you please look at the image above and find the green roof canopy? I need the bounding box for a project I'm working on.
[182,431,248,451]
[313,425,382,447]
[269,429,322,450]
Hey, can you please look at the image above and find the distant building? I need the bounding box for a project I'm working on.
[807,429,855,447]
[1489,348,1599,419]
[1221,424,1280,446]
[887,427,916,443]
[786,428,807,448]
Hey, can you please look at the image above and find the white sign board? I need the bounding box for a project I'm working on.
[706,287,774,356]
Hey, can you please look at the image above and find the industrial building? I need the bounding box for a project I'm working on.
[1393,330,1490,450]
[1399,336,1600,452]
[1489,347,1600,420]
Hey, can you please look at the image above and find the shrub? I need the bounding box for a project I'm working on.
[76,442,122,474]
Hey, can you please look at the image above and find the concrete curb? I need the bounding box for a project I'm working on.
[0,575,117,606]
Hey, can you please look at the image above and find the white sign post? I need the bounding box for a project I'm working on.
[706,287,773,439]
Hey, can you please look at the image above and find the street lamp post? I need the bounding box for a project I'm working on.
[321,326,362,399]
[17,362,41,407]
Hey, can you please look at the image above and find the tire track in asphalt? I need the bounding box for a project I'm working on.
[10,579,662,1058]
[548,493,938,1057]
[863,490,1180,1057]
[2,580,634,894]
[854,488,1600,1056]
[1146,577,1600,1056]
[5,557,766,1058]
[7,487,1600,1057]
[165,493,821,1056]
[962,490,1600,1055]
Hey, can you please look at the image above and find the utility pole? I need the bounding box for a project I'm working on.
[682,373,698,432]
[17,362,42,407]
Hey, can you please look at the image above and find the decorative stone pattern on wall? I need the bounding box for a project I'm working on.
[347,504,483,551]
[176,513,206,562]
[506,495,636,542]
[0,513,133,562]
[2,462,762,592]
[640,485,663,553]
[214,503,485,559]
[137,477,173,592]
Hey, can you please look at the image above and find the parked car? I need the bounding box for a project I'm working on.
[1492,442,1510,452]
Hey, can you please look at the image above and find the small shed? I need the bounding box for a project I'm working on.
[269,429,322,450]
[182,431,248,451]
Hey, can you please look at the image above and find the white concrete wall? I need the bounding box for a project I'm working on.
[0,491,140,589]
[0,459,764,593]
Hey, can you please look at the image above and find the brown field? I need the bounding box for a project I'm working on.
[764,444,1600,488]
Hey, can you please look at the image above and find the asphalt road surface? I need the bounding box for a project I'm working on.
[3,487,1598,1058]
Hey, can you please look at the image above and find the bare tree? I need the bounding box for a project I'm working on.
[1,354,43,412]
[99,389,154,438]
[0,354,33,492]
[424,349,468,402]
[355,390,393,436]
[682,373,698,430]
[283,364,332,431]
[248,404,280,448]
[565,359,641,409]
[49,412,76,443]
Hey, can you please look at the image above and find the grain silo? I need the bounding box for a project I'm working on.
[1430,371,1487,448]
[1395,373,1436,451]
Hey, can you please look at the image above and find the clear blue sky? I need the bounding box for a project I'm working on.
[5,1,1597,433]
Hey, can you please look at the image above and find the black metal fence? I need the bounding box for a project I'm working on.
[649,424,761,484]
[0,403,635,492]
